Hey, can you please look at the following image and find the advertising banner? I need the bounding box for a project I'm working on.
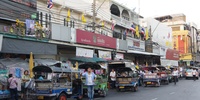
[98,50,111,60]
[127,38,145,51]
[76,29,116,49]
[115,53,124,60]
[76,47,94,58]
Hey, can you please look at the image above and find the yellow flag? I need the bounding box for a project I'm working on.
[136,25,139,37]
[81,14,86,23]
[145,27,149,40]
[101,20,104,27]
[146,62,148,67]
[67,9,70,22]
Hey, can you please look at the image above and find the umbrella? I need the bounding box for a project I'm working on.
[29,52,34,78]
[69,57,96,63]
[79,62,101,69]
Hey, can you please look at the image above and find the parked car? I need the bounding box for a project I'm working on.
[185,67,199,80]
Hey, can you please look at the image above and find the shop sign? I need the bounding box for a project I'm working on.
[127,38,145,51]
[160,47,166,59]
[153,45,160,55]
[115,53,124,60]
[117,39,128,50]
[98,50,111,60]
[166,49,179,60]
[76,47,94,58]
[76,29,116,49]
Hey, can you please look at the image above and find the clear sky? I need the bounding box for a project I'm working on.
[114,0,200,28]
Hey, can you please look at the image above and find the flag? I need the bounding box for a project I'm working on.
[130,24,135,33]
[29,52,34,78]
[81,14,86,23]
[101,20,104,27]
[140,27,145,35]
[47,0,53,9]
[136,25,140,37]
[145,27,149,40]
[111,19,116,30]
[167,33,170,39]
[67,9,70,22]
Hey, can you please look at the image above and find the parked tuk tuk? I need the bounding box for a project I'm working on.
[115,67,138,92]
[31,65,83,100]
[79,63,108,97]
[156,66,170,85]
[142,67,160,87]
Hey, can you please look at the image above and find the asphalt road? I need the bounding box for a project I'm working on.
[77,79,200,100]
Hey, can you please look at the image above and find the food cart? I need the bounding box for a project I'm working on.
[79,63,108,97]
[31,64,83,100]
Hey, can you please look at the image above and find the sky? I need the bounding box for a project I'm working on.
[114,0,200,28]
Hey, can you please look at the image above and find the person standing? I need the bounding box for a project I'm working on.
[82,67,96,100]
[172,68,178,85]
[110,69,116,89]
[21,70,31,99]
[192,68,197,81]
[8,74,18,100]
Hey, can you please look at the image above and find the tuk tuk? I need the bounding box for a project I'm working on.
[115,67,138,92]
[31,65,83,100]
[156,66,170,85]
[79,63,108,97]
[142,67,160,87]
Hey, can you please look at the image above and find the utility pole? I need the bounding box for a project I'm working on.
[92,0,96,33]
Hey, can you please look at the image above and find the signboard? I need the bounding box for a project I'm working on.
[153,45,160,55]
[145,40,153,53]
[115,53,124,60]
[98,50,111,60]
[166,49,179,60]
[76,29,116,49]
[76,47,94,58]
[0,35,3,51]
[117,39,128,50]
[0,0,37,21]
[127,38,145,51]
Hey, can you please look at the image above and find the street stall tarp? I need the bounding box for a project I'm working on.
[34,59,59,66]
[69,57,96,63]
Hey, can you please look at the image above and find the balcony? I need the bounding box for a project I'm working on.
[111,14,132,29]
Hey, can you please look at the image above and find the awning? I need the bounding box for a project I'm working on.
[1,38,57,54]
[127,50,161,56]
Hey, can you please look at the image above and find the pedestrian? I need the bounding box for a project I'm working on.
[8,74,18,100]
[21,70,31,99]
[172,68,178,85]
[110,69,116,89]
[82,67,96,100]
[192,68,197,81]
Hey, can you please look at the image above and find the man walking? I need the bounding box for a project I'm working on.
[110,69,116,89]
[192,68,197,81]
[172,68,178,85]
[8,74,18,100]
[82,67,96,100]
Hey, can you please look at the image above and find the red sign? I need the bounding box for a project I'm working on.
[76,29,116,49]
[166,49,179,60]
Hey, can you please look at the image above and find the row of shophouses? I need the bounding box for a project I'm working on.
[1,0,198,67]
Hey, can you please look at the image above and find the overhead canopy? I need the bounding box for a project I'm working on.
[160,59,178,66]
[1,38,57,54]
[69,56,107,63]
[127,50,161,56]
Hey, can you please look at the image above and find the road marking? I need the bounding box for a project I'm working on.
[169,92,175,95]
[152,98,158,100]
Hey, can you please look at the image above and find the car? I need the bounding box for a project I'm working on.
[185,68,199,80]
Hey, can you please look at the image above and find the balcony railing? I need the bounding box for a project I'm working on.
[111,14,138,28]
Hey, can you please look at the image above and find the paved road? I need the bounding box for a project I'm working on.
[77,79,200,100]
